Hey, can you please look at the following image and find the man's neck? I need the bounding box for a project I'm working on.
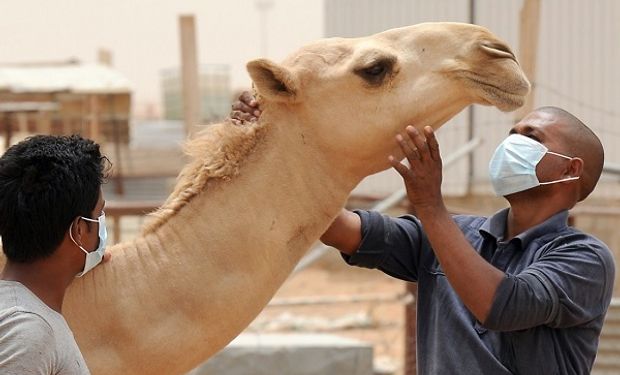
[505,191,571,239]
[1,260,73,313]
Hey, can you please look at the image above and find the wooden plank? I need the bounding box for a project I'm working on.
[514,0,541,120]
[105,200,162,243]
[179,15,201,137]
[17,113,27,133]
[404,283,418,375]
[89,95,100,142]
[105,200,162,216]
[3,112,12,150]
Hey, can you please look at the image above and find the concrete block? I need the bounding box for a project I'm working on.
[188,333,373,375]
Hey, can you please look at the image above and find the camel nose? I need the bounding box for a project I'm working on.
[480,41,517,62]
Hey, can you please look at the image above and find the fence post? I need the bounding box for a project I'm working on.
[404,197,418,375]
[404,282,418,374]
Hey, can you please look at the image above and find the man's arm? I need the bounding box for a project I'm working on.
[415,205,504,322]
[0,312,56,374]
[320,209,362,255]
[484,239,615,330]
[390,125,504,323]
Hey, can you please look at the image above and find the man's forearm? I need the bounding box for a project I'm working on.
[416,204,504,322]
[320,209,362,255]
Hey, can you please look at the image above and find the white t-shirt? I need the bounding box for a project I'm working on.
[0,280,90,374]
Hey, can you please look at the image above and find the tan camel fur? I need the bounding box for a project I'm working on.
[0,23,529,374]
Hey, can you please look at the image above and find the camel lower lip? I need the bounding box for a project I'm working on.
[471,77,528,97]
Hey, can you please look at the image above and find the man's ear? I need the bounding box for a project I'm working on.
[567,157,584,178]
[247,59,299,102]
[69,218,83,243]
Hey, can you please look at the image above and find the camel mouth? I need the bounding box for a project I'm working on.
[466,75,530,112]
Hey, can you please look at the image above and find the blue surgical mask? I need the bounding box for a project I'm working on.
[69,212,108,277]
[489,134,579,197]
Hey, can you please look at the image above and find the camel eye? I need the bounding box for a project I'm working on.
[365,64,386,76]
[354,58,394,86]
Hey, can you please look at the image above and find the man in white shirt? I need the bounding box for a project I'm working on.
[0,135,110,374]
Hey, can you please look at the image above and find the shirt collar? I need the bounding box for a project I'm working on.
[479,208,570,249]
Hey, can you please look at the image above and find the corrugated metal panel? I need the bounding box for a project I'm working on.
[593,299,620,374]
[468,0,523,195]
[326,1,620,198]
[535,0,620,199]
[471,0,620,198]
[325,0,417,38]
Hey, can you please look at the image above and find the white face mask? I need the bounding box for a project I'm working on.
[489,134,580,197]
[69,212,107,277]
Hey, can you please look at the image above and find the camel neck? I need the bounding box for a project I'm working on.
[60,114,359,374]
[161,112,355,250]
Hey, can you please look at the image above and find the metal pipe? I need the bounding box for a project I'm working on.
[293,137,483,274]
[603,162,620,176]
[268,292,412,307]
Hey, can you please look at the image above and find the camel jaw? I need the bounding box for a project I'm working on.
[468,74,531,111]
[460,72,530,112]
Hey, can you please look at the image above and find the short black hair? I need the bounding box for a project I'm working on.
[0,135,109,263]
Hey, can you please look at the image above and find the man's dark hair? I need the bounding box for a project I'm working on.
[0,135,109,263]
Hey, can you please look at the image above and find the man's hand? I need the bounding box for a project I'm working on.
[390,125,504,323]
[389,125,445,213]
[230,91,262,125]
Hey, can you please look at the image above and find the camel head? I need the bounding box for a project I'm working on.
[247,22,530,181]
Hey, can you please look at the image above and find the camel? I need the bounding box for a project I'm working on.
[0,23,529,374]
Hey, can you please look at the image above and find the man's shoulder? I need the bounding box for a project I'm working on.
[0,309,60,373]
[0,280,58,318]
[0,281,71,340]
[0,308,56,350]
[543,225,611,253]
[544,226,615,268]
[452,214,487,230]
[0,290,89,374]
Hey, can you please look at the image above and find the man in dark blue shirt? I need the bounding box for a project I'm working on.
[320,106,615,375]
[233,94,615,374]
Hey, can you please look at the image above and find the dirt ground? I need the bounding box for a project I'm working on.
[251,250,409,375]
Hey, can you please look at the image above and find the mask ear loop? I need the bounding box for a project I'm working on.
[539,151,581,185]
[546,151,573,160]
[539,176,580,185]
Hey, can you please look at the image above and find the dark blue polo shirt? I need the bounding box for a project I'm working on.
[344,208,615,375]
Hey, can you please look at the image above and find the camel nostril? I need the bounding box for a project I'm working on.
[480,42,517,62]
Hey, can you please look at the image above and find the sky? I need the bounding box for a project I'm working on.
[0,0,324,116]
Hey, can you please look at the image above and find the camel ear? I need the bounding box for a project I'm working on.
[247,58,299,102]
